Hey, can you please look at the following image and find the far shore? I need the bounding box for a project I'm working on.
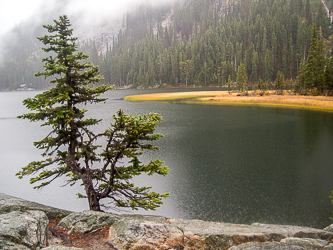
[124,91,333,112]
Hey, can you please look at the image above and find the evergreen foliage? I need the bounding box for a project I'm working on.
[1,0,333,93]
[82,0,332,91]
[227,75,233,94]
[236,63,247,93]
[275,70,284,94]
[16,16,169,211]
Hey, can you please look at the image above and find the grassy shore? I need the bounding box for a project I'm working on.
[124,91,333,112]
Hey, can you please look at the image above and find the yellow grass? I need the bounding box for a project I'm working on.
[123,91,225,101]
[124,91,333,112]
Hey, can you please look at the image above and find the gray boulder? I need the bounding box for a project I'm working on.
[0,193,71,219]
[229,238,333,250]
[324,224,333,233]
[0,210,48,250]
[251,223,333,241]
[281,237,329,248]
[325,244,333,249]
[42,246,84,250]
[58,210,121,233]
[0,240,31,250]
[107,215,184,249]
[229,242,311,249]
[167,218,333,250]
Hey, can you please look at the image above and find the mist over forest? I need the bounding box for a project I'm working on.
[1,0,333,92]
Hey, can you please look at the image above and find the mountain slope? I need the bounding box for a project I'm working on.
[0,0,332,90]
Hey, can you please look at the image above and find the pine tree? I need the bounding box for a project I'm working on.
[305,24,323,93]
[296,60,305,93]
[251,50,258,83]
[236,63,247,93]
[17,16,169,212]
[324,56,333,94]
[227,75,233,94]
[275,70,284,95]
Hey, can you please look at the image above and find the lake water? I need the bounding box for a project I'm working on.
[1,88,333,229]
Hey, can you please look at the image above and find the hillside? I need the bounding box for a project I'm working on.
[0,0,332,91]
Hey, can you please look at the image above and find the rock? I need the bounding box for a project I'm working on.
[0,239,31,250]
[229,242,310,249]
[167,218,333,250]
[119,214,171,224]
[0,210,48,250]
[168,218,281,249]
[325,243,333,249]
[230,237,333,250]
[58,210,121,233]
[1,193,333,250]
[42,246,84,249]
[0,193,71,219]
[107,215,184,249]
[251,223,333,241]
[281,237,329,248]
[324,224,333,232]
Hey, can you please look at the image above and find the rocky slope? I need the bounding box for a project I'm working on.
[1,192,333,250]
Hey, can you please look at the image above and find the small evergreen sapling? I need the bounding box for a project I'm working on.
[16,15,169,211]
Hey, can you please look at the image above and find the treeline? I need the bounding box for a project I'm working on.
[1,0,332,92]
[82,0,332,92]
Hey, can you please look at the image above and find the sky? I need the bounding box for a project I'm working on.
[0,0,44,36]
[0,0,174,37]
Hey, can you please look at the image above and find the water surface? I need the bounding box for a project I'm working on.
[1,88,333,229]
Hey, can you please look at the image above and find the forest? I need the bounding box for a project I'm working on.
[1,0,333,95]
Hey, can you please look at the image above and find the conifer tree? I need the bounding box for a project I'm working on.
[275,70,284,95]
[227,75,233,94]
[17,15,169,212]
[305,24,322,93]
[296,60,306,93]
[236,63,247,93]
[181,59,192,86]
[324,56,333,94]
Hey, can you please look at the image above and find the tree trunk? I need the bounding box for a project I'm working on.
[66,155,101,211]
[80,169,101,211]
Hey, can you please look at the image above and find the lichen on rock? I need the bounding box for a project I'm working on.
[107,216,184,250]
[58,210,121,233]
[0,210,48,250]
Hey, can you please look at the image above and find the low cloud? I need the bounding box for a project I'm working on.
[0,0,177,64]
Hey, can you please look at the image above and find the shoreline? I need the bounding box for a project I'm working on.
[124,91,333,112]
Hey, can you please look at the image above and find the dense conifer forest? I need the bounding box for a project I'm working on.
[1,0,333,94]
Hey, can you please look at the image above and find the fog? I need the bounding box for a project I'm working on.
[1,0,176,36]
[0,0,44,36]
[0,0,177,64]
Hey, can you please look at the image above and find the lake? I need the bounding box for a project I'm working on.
[1,88,333,229]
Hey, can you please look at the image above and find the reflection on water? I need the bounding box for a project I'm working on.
[1,89,333,229]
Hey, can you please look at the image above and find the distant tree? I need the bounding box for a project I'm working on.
[236,63,247,93]
[227,75,233,94]
[296,60,305,94]
[324,56,333,94]
[181,59,192,86]
[251,50,259,83]
[304,24,318,92]
[257,78,264,94]
[304,24,326,94]
[275,70,285,95]
[17,15,169,212]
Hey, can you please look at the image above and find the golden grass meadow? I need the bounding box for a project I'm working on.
[124,91,333,112]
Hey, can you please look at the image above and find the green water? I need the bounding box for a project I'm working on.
[1,88,333,229]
